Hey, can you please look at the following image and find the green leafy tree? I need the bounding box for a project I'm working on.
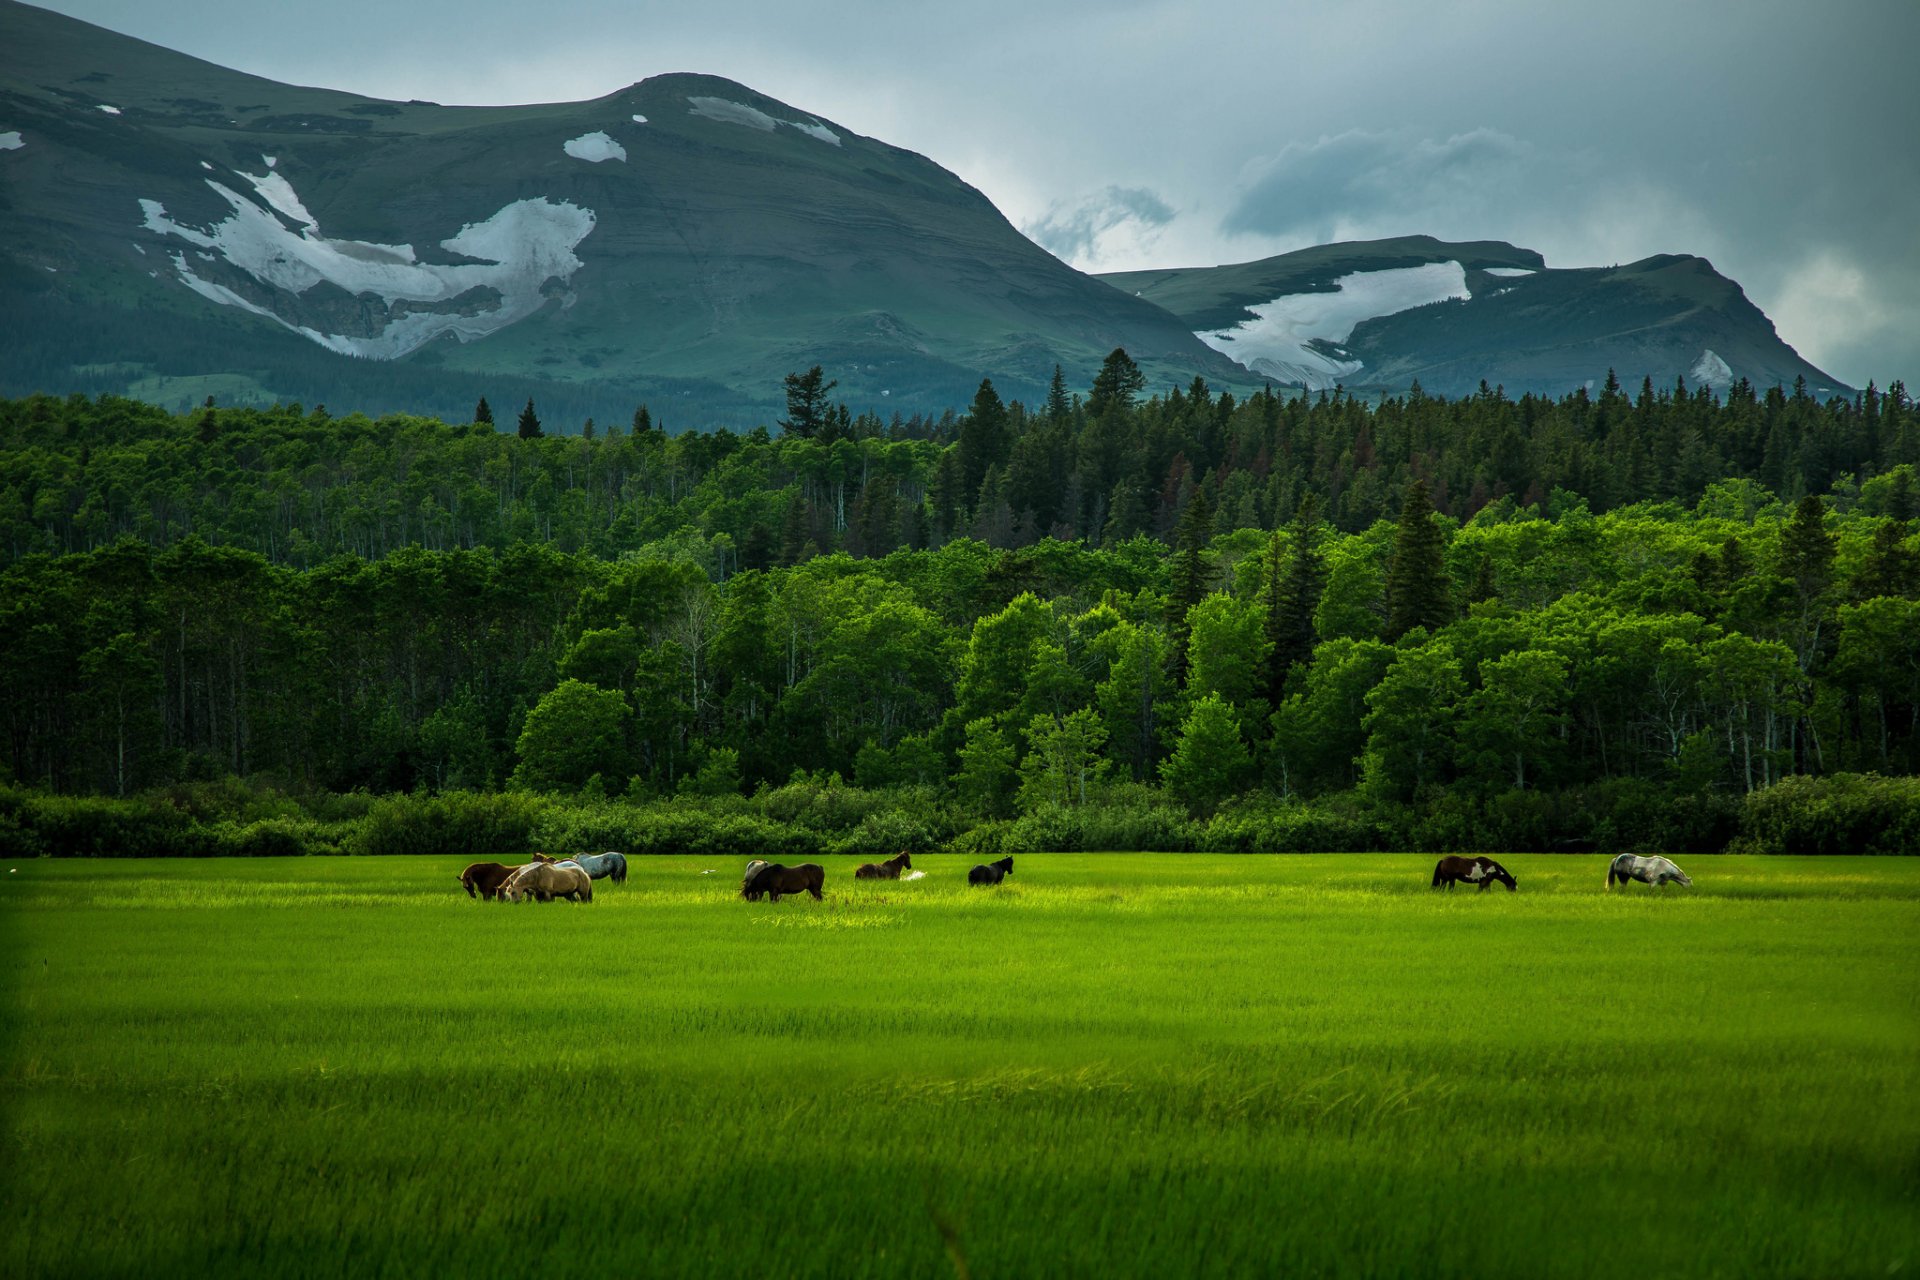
[1360,642,1464,799]
[1093,618,1172,782]
[1184,592,1271,730]
[956,716,1017,817]
[1017,708,1109,811]
[1161,693,1250,817]
[513,678,628,790]
[1458,647,1569,789]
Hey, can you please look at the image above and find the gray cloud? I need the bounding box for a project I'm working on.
[1024,186,1176,265]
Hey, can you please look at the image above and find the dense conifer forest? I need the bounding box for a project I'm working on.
[2,355,1916,858]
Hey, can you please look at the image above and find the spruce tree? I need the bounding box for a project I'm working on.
[633,405,652,435]
[779,366,835,438]
[1778,494,1836,600]
[1383,477,1448,640]
[1166,483,1215,682]
[473,396,493,425]
[1046,364,1073,422]
[1087,347,1145,419]
[958,378,1010,500]
[516,398,543,440]
[1263,492,1326,701]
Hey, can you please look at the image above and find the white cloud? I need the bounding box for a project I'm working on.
[1024,185,1176,268]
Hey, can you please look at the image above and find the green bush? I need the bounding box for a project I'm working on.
[1737,773,1920,855]
[348,791,547,858]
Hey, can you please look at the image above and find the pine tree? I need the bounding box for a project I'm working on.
[1778,494,1836,600]
[517,398,543,440]
[633,405,652,435]
[473,396,493,425]
[1263,492,1325,701]
[958,378,1010,500]
[779,366,836,438]
[582,417,595,440]
[1383,477,1449,640]
[1087,347,1145,419]
[1166,484,1215,682]
[1046,364,1073,422]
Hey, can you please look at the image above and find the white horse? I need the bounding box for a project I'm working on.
[1607,854,1694,889]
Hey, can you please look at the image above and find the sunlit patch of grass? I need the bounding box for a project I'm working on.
[3,853,1916,1278]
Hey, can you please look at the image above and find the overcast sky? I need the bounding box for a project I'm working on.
[32,0,1920,387]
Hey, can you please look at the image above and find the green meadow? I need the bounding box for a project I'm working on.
[3,854,1916,1278]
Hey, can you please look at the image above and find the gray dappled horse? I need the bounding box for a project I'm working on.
[1607,854,1693,889]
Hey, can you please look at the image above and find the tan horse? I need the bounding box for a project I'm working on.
[501,862,593,903]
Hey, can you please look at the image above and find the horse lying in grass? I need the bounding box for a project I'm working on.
[1431,855,1517,892]
[968,856,1014,886]
[1607,854,1693,889]
[501,861,593,903]
[740,862,825,902]
[854,852,912,880]
[459,862,516,901]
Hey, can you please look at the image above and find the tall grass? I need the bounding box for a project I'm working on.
[3,855,1916,1278]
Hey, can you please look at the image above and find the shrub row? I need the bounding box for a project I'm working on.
[0,774,1912,858]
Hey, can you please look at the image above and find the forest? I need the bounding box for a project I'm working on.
[2,353,1917,858]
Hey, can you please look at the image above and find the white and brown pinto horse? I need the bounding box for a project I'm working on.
[1431,855,1517,892]
[1607,854,1693,889]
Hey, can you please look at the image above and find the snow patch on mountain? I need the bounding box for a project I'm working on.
[262,155,277,168]
[564,131,627,163]
[689,97,776,131]
[0,131,21,151]
[138,168,595,360]
[1690,349,1733,389]
[790,120,841,145]
[1482,267,1535,277]
[688,97,841,144]
[631,114,648,124]
[97,104,121,115]
[1197,262,1471,389]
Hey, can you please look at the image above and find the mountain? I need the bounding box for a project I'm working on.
[0,1,1245,426]
[1099,235,1852,399]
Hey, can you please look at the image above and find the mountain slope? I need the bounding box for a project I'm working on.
[0,0,1244,424]
[1100,236,1850,398]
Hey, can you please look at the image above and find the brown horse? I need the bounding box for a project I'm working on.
[501,862,593,903]
[741,862,826,902]
[459,862,516,900]
[1431,855,1517,892]
[854,852,912,880]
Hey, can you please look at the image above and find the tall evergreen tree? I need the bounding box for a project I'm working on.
[1166,484,1215,682]
[1087,347,1145,419]
[1778,494,1836,600]
[779,366,836,438]
[958,378,1010,501]
[1263,492,1326,701]
[516,398,543,440]
[1383,478,1448,640]
[632,405,653,435]
[1046,364,1073,422]
[473,396,493,426]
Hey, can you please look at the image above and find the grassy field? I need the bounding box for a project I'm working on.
[3,853,1916,1278]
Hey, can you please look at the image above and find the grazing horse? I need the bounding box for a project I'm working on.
[567,851,629,883]
[740,862,825,902]
[854,852,913,880]
[1607,854,1693,889]
[968,856,1015,886]
[1431,855,1517,892]
[501,862,593,903]
[459,862,516,901]
[740,860,771,900]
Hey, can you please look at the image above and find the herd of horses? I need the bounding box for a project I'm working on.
[461,848,1696,903]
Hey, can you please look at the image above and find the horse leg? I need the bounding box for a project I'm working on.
[809,883,823,900]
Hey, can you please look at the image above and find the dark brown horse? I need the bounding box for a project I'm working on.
[459,862,517,900]
[741,862,826,902]
[968,856,1014,886]
[854,852,913,880]
[1431,855,1517,892]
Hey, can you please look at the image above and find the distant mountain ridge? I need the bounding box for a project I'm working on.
[0,1,1850,426]
[1100,236,1850,399]
[0,0,1243,424]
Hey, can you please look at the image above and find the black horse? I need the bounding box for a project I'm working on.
[741,862,826,902]
[968,856,1015,886]
[1431,855,1517,892]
